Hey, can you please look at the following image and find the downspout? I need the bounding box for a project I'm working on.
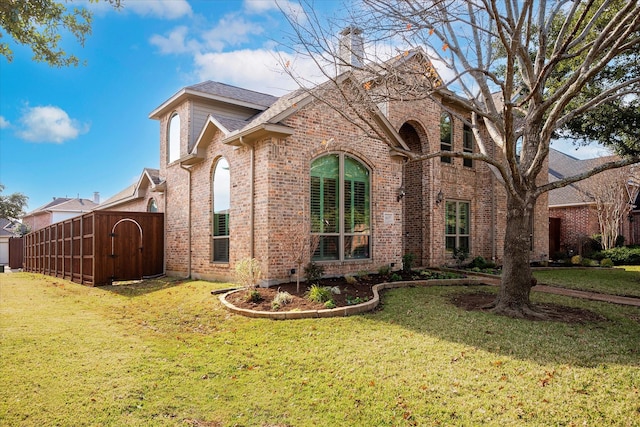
[180,163,193,278]
[240,135,255,258]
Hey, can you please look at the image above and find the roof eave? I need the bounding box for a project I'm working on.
[149,88,270,120]
[223,123,295,147]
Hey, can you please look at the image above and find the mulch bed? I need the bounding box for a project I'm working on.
[225,272,608,324]
[225,275,386,312]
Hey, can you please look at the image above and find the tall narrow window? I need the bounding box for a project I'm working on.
[168,113,180,164]
[212,158,230,262]
[440,113,452,163]
[445,201,470,253]
[463,124,473,167]
[311,154,370,261]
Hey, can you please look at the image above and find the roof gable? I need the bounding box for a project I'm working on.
[149,81,279,120]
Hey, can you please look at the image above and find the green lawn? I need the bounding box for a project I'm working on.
[1,272,639,426]
[534,267,640,297]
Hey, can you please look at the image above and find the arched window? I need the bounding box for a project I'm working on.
[147,198,158,212]
[212,158,230,262]
[311,154,370,261]
[168,113,180,164]
[440,113,452,163]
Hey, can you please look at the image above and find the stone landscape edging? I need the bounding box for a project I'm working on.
[219,277,490,319]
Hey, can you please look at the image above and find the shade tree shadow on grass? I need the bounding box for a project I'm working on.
[367,285,640,368]
[101,276,189,297]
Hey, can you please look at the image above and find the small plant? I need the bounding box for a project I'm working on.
[377,265,391,277]
[571,255,582,265]
[345,275,358,285]
[304,262,325,284]
[580,257,593,267]
[323,300,336,309]
[306,284,333,303]
[235,258,262,289]
[245,289,263,304]
[346,295,366,305]
[402,253,415,273]
[356,270,370,280]
[600,258,614,268]
[452,247,468,266]
[390,273,402,282]
[271,290,293,310]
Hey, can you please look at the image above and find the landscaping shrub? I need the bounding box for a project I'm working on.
[402,253,415,272]
[570,255,582,265]
[271,290,293,310]
[580,257,593,267]
[305,284,336,303]
[599,246,640,265]
[600,258,614,268]
[391,273,402,282]
[469,256,496,269]
[345,274,358,285]
[304,262,325,284]
[377,265,391,277]
[245,289,263,303]
[235,258,262,289]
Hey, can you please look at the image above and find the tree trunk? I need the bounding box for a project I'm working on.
[490,194,541,318]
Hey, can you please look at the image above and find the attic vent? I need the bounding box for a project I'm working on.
[339,26,364,73]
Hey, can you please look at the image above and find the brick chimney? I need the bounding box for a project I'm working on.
[339,26,364,73]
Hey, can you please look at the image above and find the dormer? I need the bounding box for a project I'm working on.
[149,81,279,166]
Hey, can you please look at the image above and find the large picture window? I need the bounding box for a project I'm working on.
[311,154,370,261]
[168,113,180,164]
[212,158,230,262]
[445,200,470,253]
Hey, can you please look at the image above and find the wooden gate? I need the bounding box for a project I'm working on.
[110,218,143,282]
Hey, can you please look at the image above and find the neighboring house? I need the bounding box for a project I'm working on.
[109,31,549,284]
[94,168,165,213]
[548,148,639,256]
[0,218,19,266]
[22,195,100,232]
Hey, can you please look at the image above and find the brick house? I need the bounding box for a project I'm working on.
[108,43,549,284]
[22,196,100,232]
[548,149,639,256]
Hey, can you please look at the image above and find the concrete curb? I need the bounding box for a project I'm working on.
[219,277,488,320]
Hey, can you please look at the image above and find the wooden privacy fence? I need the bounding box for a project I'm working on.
[24,211,164,286]
[9,237,24,269]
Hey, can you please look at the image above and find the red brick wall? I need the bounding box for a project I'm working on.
[549,205,598,255]
[154,87,549,283]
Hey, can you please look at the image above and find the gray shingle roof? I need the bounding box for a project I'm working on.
[186,81,279,108]
[548,148,619,207]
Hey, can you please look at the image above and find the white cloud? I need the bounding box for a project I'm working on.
[118,0,192,19]
[243,0,302,15]
[150,26,200,54]
[0,116,9,128]
[193,49,308,95]
[17,106,89,143]
[201,15,265,51]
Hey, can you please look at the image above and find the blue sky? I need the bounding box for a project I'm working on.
[0,0,608,213]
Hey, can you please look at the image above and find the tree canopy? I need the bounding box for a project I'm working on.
[0,0,120,67]
[0,184,28,221]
